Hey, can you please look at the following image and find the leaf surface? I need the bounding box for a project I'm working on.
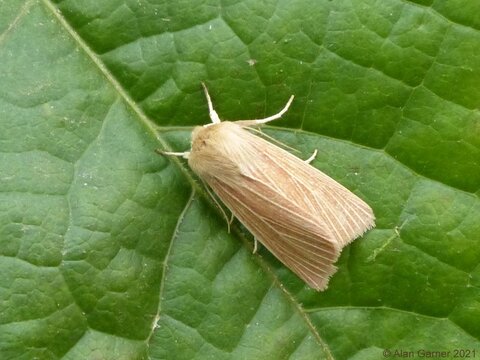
[0,0,479,359]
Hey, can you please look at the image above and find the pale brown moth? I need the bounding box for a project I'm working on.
[159,84,375,291]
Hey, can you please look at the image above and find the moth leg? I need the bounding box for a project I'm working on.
[229,212,235,231]
[253,238,259,254]
[201,82,221,124]
[304,149,318,164]
[155,149,190,159]
[234,95,294,127]
[202,180,231,233]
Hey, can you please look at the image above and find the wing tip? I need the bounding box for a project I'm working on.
[339,211,376,247]
[304,216,376,291]
[304,264,338,291]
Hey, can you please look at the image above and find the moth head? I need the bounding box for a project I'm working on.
[188,121,242,178]
[191,122,239,152]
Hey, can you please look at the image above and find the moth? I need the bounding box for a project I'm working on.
[159,84,375,290]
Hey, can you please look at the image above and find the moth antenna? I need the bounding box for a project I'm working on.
[245,127,299,153]
[235,95,294,126]
[201,82,221,124]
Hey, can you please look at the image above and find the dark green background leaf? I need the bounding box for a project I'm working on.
[1,0,479,359]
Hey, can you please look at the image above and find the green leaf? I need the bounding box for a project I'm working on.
[1,0,479,359]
